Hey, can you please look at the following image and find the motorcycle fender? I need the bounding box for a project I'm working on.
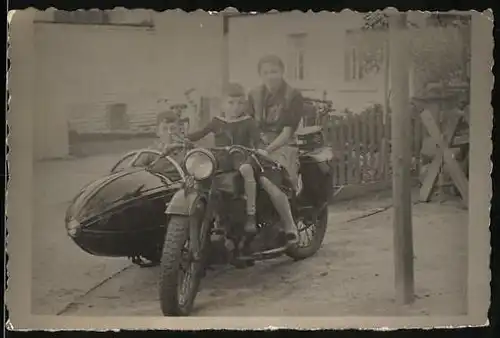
[165,189,204,216]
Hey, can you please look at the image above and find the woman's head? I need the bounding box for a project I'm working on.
[221,82,247,119]
[257,54,285,92]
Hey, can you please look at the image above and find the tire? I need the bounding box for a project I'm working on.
[286,207,328,261]
[158,215,204,316]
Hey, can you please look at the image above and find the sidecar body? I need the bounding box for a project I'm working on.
[64,149,185,262]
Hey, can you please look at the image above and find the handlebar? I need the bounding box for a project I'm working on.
[227,145,278,164]
[158,143,280,166]
[159,140,195,157]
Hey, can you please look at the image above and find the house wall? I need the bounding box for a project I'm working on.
[31,10,222,159]
[226,12,385,113]
[8,9,38,167]
[31,10,395,159]
[152,11,223,125]
[34,22,158,135]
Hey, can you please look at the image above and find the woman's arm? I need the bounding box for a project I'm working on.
[265,127,294,153]
[265,94,304,153]
[248,119,264,149]
[246,95,256,118]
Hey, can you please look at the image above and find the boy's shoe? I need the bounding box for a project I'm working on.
[283,223,299,246]
[285,231,299,246]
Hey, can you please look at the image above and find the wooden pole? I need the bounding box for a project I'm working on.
[382,38,391,179]
[221,14,230,92]
[388,12,415,305]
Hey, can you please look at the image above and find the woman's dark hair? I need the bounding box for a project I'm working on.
[257,54,285,73]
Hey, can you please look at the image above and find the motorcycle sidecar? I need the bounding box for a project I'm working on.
[64,149,185,264]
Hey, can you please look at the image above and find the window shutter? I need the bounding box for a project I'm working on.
[287,33,308,82]
[344,49,351,81]
[352,48,357,80]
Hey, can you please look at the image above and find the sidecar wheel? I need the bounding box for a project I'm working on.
[286,208,328,261]
[159,216,204,316]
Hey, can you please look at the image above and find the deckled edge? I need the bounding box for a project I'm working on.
[5,8,13,333]
[5,7,487,16]
[4,7,493,332]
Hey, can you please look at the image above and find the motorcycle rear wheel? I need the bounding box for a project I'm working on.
[286,207,328,260]
[158,215,204,316]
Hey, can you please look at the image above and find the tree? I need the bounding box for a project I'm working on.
[362,12,471,94]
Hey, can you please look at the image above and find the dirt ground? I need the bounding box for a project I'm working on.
[32,154,131,314]
[31,154,468,317]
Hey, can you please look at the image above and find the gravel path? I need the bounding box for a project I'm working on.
[59,202,467,317]
[31,155,467,317]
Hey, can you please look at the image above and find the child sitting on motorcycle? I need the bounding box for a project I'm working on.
[135,109,188,168]
[153,109,187,152]
[183,83,263,235]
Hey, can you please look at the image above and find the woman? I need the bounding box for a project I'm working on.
[247,54,305,245]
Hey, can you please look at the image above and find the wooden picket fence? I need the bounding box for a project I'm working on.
[303,99,424,193]
[198,96,424,197]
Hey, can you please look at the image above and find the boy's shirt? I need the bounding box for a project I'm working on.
[186,114,263,149]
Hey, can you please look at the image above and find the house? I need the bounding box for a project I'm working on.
[14,9,225,160]
[11,9,467,160]
[225,12,387,112]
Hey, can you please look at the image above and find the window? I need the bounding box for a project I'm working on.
[344,36,385,82]
[345,47,360,81]
[53,10,110,25]
[287,33,308,81]
[51,10,154,27]
[426,13,471,28]
[106,103,129,131]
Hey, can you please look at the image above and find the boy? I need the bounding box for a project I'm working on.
[136,109,187,168]
[185,83,262,234]
[155,109,187,148]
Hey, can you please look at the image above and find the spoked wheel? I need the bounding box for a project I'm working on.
[286,207,328,260]
[159,209,206,316]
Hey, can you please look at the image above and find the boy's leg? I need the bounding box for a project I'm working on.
[238,163,257,234]
[259,176,298,244]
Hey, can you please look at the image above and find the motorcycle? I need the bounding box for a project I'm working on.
[158,125,335,316]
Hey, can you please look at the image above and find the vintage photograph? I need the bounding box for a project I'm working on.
[6,8,491,329]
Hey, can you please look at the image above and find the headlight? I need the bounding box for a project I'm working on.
[184,149,216,180]
[66,218,81,237]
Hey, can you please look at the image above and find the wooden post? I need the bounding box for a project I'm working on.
[388,12,415,305]
[221,14,230,92]
[382,38,391,180]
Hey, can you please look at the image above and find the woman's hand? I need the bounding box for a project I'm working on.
[265,127,293,154]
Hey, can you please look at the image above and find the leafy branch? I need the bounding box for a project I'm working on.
[361,12,470,30]
[361,12,471,88]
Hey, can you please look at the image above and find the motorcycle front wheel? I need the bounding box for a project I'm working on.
[158,215,205,316]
